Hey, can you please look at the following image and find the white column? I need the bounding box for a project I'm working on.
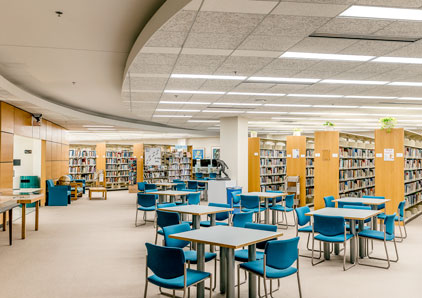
[220,117,248,191]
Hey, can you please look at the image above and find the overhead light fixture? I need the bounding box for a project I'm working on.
[398,97,422,101]
[320,79,387,85]
[155,109,200,112]
[339,5,422,21]
[344,95,397,99]
[83,125,114,128]
[227,92,285,97]
[313,105,359,108]
[280,51,374,61]
[287,94,343,98]
[188,120,220,123]
[247,77,320,84]
[86,128,116,131]
[171,74,247,80]
[388,82,422,87]
[264,104,312,107]
[202,110,245,113]
[212,102,262,106]
[246,111,289,114]
[164,90,226,95]
[372,57,422,64]
[159,101,210,105]
[153,115,192,118]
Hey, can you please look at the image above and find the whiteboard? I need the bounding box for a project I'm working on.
[145,147,161,166]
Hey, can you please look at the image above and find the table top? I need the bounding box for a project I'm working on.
[191,180,210,183]
[334,197,390,205]
[242,192,287,198]
[158,205,233,215]
[305,207,381,220]
[0,200,19,212]
[169,225,283,249]
[89,187,107,191]
[0,188,42,195]
[0,194,43,204]
[155,182,178,187]
[148,190,199,196]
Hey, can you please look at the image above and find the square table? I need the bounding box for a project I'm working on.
[154,182,177,190]
[147,190,199,204]
[170,225,283,298]
[241,192,287,224]
[0,200,19,245]
[89,187,107,200]
[305,207,381,262]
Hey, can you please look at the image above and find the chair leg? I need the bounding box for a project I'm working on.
[358,236,391,269]
[263,277,269,298]
[343,239,357,271]
[297,272,303,298]
[392,238,399,263]
[209,275,212,298]
[311,238,325,266]
[154,226,158,245]
[135,209,140,227]
[173,290,176,298]
[213,258,217,290]
[237,265,241,298]
[143,280,148,298]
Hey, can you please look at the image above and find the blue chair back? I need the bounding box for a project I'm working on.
[397,200,405,218]
[138,182,146,192]
[240,195,259,209]
[174,183,185,191]
[209,173,217,179]
[208,203,230,221]
[245,223,277,250]
[163,223,191,248]
[46,179,55,188]
[232,211,254,227]
[68,175,73,180]
[157,210,180,229]
[137,193,157,207]
[173,179,183,183]
[187,181,198,190]
[385,213,396,236]
[338,201,364,208]
[145,183,156,190]
[231,191,241,205]
[195,173,203,179]
[157,203,176,208]
[363,195,385,209]
[295,206,311,227]
[145,243,185,279]
[313,215,345,236]
[265,237,299,270]
[266,190,284,203]
[285,194,295,208]
[187,193,200,205]
[323,196,335,208]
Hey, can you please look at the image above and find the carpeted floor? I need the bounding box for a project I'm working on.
[0,190,421,298]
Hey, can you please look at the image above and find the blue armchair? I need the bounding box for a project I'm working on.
[67,175,86,194]
[46,179,70,206]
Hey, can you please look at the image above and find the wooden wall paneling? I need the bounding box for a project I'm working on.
[13,108,32,138]
[133,143,144,182]
[61,129,68,144]
[62,144,69,160]
[188,145,193,179]
[46,161,52,180]
[52,124,59,143]
[0,102,14,133]
[0,132,13,162]
[286,136,307,206]
[375,128,404,214]
[52,161,60,179]
[314,131,340,210]
[248,137,261,192]
[0,162,13,188]
[41,140,46,206]
[96,143,106,187]
[39,120,47,140]
[46,121,53,141]
[46,141,52,161]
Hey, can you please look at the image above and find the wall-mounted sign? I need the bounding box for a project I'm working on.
[384,149,394,161]
[24,150,32,154]
[145,147,161,166]
[292,149,299,159]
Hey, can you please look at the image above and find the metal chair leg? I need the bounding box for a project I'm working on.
[311,238,325,266]
[237,265,241,298]
[297,271,302,298]
[358,236,393,269]
[342,239,357,271]
[143,279,148,298]
[263,277,269,298]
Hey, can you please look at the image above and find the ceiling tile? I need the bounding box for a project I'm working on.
[238,34,303,51]
[159,10,197,32]
[165,78,206,89]
[215,56,274,76]
[200,0,278,14]
[145,30,189,48]
[339,40,407,56]
[355,0,422,8]
[315,18,393,35]
[272,2,348,17]
[375,21,422,38]
[231,49,282,58]
[181,48,232,55]
[288,36,357,53]
[184,32,246,49]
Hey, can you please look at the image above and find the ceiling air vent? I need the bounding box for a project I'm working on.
[309,33,420,43]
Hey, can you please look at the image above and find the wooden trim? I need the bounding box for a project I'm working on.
[133,143,144,183]
[286,136,307,206]
[248,137,260,192]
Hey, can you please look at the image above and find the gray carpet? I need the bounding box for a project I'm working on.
[0,191,421,298]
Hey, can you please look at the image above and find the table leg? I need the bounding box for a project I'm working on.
[226,248,235,298]
[104,190,107,200]
[2,211,6,231]
[358,220,365,258]
[89,190,92,200]
[21,203,26,239]
[323,242,330,260]
[192,214,200,250]
[210,214,216,252]
[271,197,276,225]
[264,198,269,224]
[35,200,39,231]
[248,244,257,298]
[196,243,205,298]
[371,205,378,231]
[205,183,208,202]
[220,247,227,294]
[334,244,340,255]
[350,219,356,264]
[8,209,13,245]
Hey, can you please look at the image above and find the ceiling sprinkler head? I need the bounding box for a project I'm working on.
[55,11,63,17]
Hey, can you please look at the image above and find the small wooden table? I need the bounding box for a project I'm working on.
[170,226,283,298]
[0,200,19,245]
[89,187,107,200]
[241,192,287,224]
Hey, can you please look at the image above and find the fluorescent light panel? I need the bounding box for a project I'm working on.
[212,102,262,106]
[264,104,312,107]
[246,111,288,114]
[227,92,285,97]
[164,90,225,95]
[288,94,343,98]
[83,125,114,128]
[171,74,246,80]
[188,120,220,123]
[340,5,422,21]
[373,57,422,64]
[398,97,422,101]
[280,51,374,61]
[321,79,387,85]
[159,101,210,105]
[313,105,359,108]
[345,95,397,99]
[202,110,244,113]
[389,82,422,87]
[156,109,200,112]
[248,77,320,84]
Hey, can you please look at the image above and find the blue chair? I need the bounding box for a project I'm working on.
[237,237,302,298]
[357,213,399,269]
[323,196,335,208]
[232,211,254,228]
[145,183,157,193]
[209,173,217,179]
[137,182,146,192]
[173,179,184,183]
[163,223,217,290]
[135,193,158,226]
[295,206,313,257]
[46,179,70,206]
[187,181,198,191]
[311,215,356,271]
[195,173,203,179]
[362,195,386,213]
[240,195,266,223]
[155,209,180,244]
[270,194,296,229]
[200,203,230,227]
[67,175,86,194]
[338,201,364,208]
[231,190,242,211]
[144,243,212,298]
[378,200,407,242]
[187,193,200,205]
[174,183,186,191]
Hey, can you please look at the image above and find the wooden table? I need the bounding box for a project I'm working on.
[241,192,287,224]
[148,190,199,204]
[170,225,283,298]
[0,200,19,245]
[89,187,107,200]
[155,182,177,190]
[305,207,382,262]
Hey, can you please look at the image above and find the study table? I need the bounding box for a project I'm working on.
[241,192,288,224]
[154,182,178,190]
[306,207,382,262]
[170,225,283,298]
[191,180,210,201]
[147,190,199,204]
[0,200,19,245]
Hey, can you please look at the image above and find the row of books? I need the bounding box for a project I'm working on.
[260,159,286,166]
[169,170,191,176]
[144,172,167,179]
[339,178,375,193]
[169,164,191,170]
[106,177,129,183]
[306,168,314,177]
[405,193,421,208]
[106,164,129,170]
[306,188,314,197]
[306,177,314,187]
[343,188,375,198]
[260,168,285,175]
[306,149,314,158]
[169,157,191,164]
[129,159,137,185]
[339,168,374,180]
[260,176,285,185]
[405,147,422,159]
[69,158,96,166]
[106,151,133,158]
[404,170,422,182]
[106,158,131,164]
[405,181,422,195]
[306,159,314,167]
[405,159,422,169]
[339,148,374,158]
[69,166,96,174]
[172,151,192,158]
[69,149,96,158]
[70,173,95,181]
[260,149,286,158]
[339,159,374,169]
[106,171,129,177]
[261,184,283,192]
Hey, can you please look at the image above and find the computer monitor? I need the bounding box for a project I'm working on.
[211,159,217,167]
[200,159,211,167]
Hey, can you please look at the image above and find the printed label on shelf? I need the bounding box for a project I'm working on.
[396,153,403,157]
[300,154,305,158]
[376,153,382,157]
[287,154,292,158]
[254,152,258,156]
[315,153,320,157]
[332,153,338,158]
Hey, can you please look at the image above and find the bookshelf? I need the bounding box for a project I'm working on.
[286,136,306,206]
[68,145,96,187]
[105,145,135,190]
[306,138,315,206]
[249,137,286,192]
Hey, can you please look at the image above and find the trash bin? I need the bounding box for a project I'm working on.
[226,186,242,213]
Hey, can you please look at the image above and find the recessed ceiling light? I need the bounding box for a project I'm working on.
[247,77,320,84]
[344,95,397,99]
[153,115,193,118]
[227,92,285,97]
[398,97,422,101]
[372,57,422,64]
[313,105,359,108]
[320,79,387,85]
[202,110,245,113]
[280,51,374,61]
[187,120,220,123]
[264,104,312,107]
[340,5,422,21]
[171,74,247,80]
[388,82,422,87]
[156,109,200,112]
[246,111,289,114]
[83,125,114,128]
[164,90,225,95]
[212,102,262,106]
[287,94,343,98]
[159,101,211,105]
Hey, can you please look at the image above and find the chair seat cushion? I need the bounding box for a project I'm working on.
[184,250,216,263]
[345,224,370,231]
[315,233,354,243]
[182,221,193,225]
[298,225,313,233]
[242,207,266,214]
[240,260,297,279]
[148,268,210,289]
[138,206,156,211]
[358,230,394,241]
[377,214,403,222]
[145,189,158,193]
[234,249,265,262]
[199,221,229,227]
[270,205,293,212]
[157,229,164,235]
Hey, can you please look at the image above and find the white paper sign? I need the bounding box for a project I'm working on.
[293,149,300,159]
[145,147,162,166]
[376,153,382,158]
[287,154,292,158]
[254,152,258,156]
[397,153,403,157]
[332,153,338,158]
[315,153,321,157]
[300,154,305,158]
[384,149,394,161]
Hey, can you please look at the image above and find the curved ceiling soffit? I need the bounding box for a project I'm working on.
[123,0,192,81]
[0,75,216,136]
